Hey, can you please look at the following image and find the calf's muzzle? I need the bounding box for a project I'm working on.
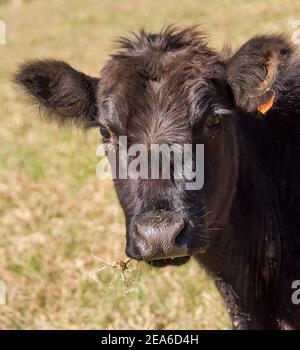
[132,210,188,261]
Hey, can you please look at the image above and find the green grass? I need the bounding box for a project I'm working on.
[0,0,299,329]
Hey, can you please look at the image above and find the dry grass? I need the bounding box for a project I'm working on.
[0,0,299,329]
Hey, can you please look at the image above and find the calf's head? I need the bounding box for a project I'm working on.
[14,27,292,267]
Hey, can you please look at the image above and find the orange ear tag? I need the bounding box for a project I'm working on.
[257,94,275,114]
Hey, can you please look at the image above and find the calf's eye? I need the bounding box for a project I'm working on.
[100,125,111,140]
[206,115,221,128]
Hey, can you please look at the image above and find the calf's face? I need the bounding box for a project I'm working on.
[14,28,292,266]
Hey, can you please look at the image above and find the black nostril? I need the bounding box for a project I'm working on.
[174,223,188,247]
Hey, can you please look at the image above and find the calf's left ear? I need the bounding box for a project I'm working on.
[226,35,294,114]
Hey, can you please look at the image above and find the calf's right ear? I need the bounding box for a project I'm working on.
[14,60,99,127]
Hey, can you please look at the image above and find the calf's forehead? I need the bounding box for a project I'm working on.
[97,54,219,139]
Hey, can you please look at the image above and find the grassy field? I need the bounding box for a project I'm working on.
[0,0,299,330]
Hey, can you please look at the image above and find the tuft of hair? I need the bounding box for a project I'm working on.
[115,25,213,56]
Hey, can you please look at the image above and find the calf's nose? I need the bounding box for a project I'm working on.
[133,211,187,260]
